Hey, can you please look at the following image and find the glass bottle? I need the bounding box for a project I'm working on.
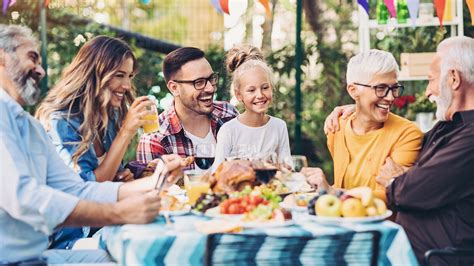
[376,0,389,24]
[397,0,409,23]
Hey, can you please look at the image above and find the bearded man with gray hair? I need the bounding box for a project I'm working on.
[374,36,474,265]
[0,24,185,264]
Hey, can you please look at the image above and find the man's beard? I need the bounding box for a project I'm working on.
[7,56,41,106]
[181,92,214,115]
[429,72,453,121]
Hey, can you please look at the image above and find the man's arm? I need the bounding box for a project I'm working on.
[61,191,161,227]
[323,104,355,134]
[0,134,80,235]
[387,132,474,211]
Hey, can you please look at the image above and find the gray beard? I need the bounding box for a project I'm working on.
[18,77,40,105]
[435,74,454,121]
[7,56,41,106]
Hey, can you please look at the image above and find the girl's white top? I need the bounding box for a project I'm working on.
[213,116,291,169]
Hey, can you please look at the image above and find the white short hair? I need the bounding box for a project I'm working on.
[346,49,399,84]
[0,24,38,53]
[437,36,474,85]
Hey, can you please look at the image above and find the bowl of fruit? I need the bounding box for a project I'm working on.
[306,187,391,224]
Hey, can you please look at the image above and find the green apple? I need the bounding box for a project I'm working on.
[315,194,342,217]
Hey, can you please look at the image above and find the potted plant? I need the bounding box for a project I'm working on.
[409,92,437,132]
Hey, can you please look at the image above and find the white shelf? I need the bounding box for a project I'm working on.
[368,18,461,29]
[358,0,464,53]
[399,75,428,81]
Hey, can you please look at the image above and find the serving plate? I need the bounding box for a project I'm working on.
[305,210,393,224]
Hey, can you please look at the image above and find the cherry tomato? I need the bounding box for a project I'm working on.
[228,204,240,214]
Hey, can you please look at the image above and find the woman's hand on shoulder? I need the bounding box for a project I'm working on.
[323,104,355,135]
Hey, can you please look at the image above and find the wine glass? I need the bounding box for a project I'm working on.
[291,155,308,172]
[252,152,278,184]
[194,144,215,170]
[228,144,256,160]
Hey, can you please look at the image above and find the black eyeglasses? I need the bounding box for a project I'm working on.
[354,82,404,98]
[173,72,219,91]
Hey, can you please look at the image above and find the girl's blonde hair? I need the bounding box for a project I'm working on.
[36,36,137,167]
[224,45,273,100]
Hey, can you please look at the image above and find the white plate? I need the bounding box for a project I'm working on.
[160,209,191,216]
[204,207,243,221]
[204,207,294,227]
[305,210,393,224]
[279,201,308,212]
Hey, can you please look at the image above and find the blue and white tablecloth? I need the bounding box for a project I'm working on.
[101,214,418,265]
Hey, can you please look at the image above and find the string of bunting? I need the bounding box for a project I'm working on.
[356,0,474,26]
[210,0,271,17]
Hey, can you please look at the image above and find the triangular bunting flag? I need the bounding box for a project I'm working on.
[258,0,271,16]
[433,0,446,26]
[219,0,229,14]
[407,0,419,25]
[358,0,369,15]
[467,0,474,25]
[384,0,397,18]
[210,0,223,13]
[3,0,10,14]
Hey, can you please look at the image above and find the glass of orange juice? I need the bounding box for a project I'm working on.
[142,98,159,134]
[184,173,210,205]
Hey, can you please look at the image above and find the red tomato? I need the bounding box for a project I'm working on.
[228,204,240,214]
[245,205,254,212]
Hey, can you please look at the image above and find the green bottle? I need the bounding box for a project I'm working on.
[397,0,409,23]
[376,0,389,24]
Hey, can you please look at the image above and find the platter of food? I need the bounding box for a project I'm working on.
[303,187,392,224]
[280,192,318,212]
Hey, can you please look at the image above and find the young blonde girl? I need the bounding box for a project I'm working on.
[214,45,291,167]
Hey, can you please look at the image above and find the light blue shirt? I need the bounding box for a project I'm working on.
[0,89,122,262]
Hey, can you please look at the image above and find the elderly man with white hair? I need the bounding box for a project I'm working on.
[325,36,474,265]
[302,49,423,202]
[374,36,474,265]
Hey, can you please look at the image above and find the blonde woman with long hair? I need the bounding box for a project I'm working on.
[36,36,155,184]
[36,36,157,248]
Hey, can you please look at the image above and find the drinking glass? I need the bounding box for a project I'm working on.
[184,174,210,205]
[228,144,256,160]
[142,100,160,134]
[252,152,278,184]
[292,155,308,172]
[194,144,215,170]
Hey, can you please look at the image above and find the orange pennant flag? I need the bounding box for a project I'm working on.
[219,0,229,14]
[259,0,271,16]
[433,0,446,27]
[467,0,474,25]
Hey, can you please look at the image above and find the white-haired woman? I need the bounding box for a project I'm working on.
[303,49,423,202]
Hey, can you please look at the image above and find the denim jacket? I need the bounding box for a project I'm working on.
[47,110,125,182]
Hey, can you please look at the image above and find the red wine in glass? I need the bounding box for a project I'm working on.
[195,157,215,170]
[254,168,277,183]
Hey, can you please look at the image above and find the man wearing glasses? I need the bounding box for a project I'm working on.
[302,49,423,203]
[137,47,238,170]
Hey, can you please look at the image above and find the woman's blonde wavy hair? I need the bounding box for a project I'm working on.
[36,36,137,167]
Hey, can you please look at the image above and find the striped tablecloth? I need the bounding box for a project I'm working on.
[101,213,418,265]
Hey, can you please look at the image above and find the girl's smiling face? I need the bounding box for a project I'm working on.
[236,66,273,115]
